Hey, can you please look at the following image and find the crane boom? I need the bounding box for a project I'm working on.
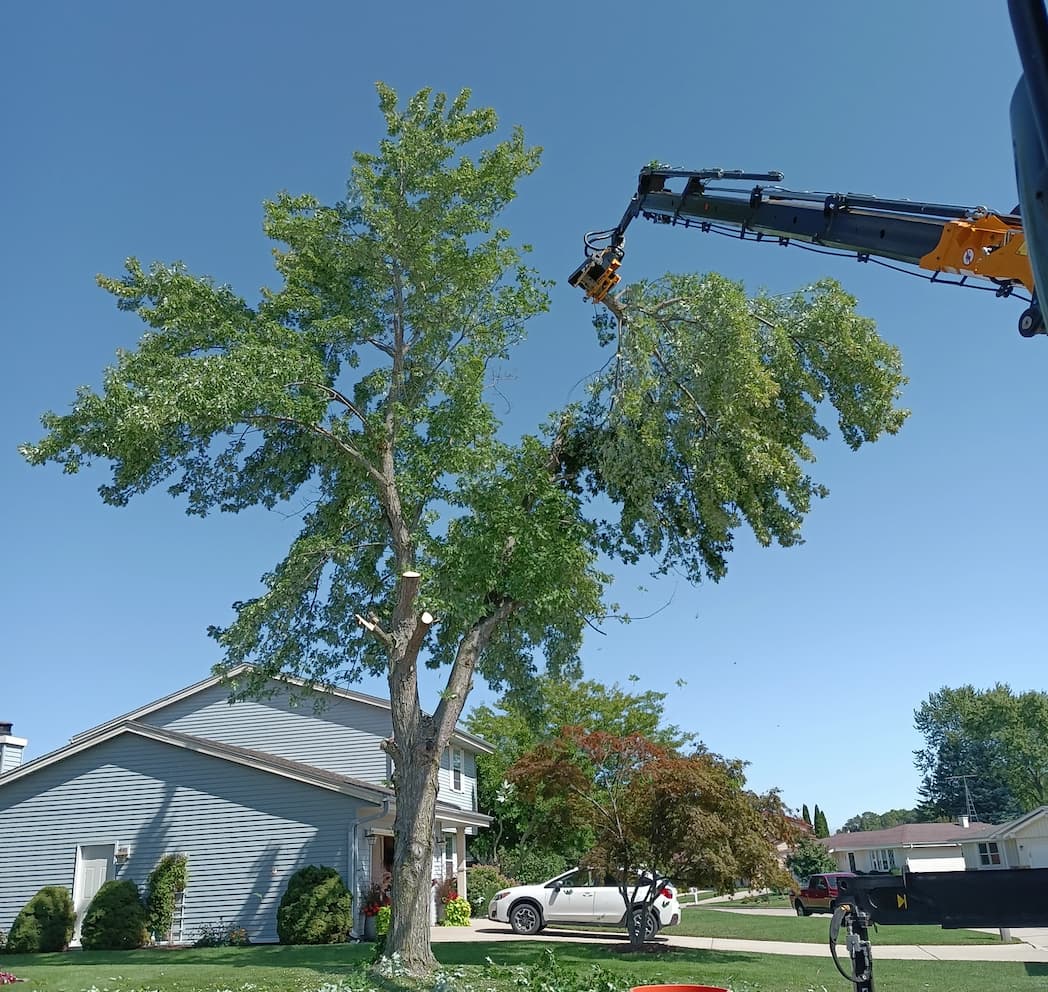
[569,166,1042,335]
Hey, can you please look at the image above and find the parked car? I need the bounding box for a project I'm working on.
[793,872,856,916]
[488,867,682,938]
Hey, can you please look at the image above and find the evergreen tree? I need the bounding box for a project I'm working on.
[802,804,812,825]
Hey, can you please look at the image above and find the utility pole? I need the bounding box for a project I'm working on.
[949,774,980,823]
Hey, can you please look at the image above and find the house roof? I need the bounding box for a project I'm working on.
[68,664,495,754]
[943,806,1048,843]
[824,821,995,851]
[0,720,492,830]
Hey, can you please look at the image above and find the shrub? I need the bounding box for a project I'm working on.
[499,846,568,884]
[145,853,188,941]
[276,865,352,945]
[442,896,471,926]
[375,904,392,937]
[6,886,75,953]
[80,879,149,950]
[466,865,513,917]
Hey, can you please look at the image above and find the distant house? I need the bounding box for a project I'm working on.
[0,666,491,945]
[823,818,993,874]
[775,815,814,868]
[949,806,1048,870]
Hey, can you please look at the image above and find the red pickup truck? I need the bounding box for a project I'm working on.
[793,872,855,916]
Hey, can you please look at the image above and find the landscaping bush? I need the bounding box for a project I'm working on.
[375,904,391,937]
[276,865,352,945]
[499,846,568,885]
[145,853,188,941]
[6,886,75,953]
[466,865,514,917]
[80,879,149,950]
[442,896,472,926]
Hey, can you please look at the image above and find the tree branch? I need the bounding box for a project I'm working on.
[249,415,385,487]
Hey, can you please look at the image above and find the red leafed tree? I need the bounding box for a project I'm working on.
[510,728,797,946]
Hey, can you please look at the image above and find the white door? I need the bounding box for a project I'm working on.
[543,868,597,923]
[72,845,114,943]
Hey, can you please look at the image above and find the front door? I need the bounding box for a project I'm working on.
[72,845,114,943]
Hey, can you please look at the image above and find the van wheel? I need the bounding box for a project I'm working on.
[795,900,810,917]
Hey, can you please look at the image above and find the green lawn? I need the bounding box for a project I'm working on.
[667,906,1009,945]
[1,940,1045,992]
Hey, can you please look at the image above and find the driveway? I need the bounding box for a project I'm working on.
[431,920,1048,962]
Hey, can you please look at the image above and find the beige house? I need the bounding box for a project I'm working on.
[949,806,1048,870]
[823,819,992,874]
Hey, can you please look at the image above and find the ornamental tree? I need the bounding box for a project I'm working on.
[21,84,906,972]
[466,676,694,867]
[510,728,797,947]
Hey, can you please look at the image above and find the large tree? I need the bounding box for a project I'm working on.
[466,675,693,868]
[21,85,907,971]
[914,685,1028,823]
[841,808,922,833]
[511,728,796,946]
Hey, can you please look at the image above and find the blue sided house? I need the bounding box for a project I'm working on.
[0,666,491,944]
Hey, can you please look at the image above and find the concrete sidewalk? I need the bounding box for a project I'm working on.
[430,920,1048,963]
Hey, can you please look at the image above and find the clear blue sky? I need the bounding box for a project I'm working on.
[4,1,1045,833]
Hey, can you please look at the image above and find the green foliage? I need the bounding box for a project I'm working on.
[441,897,472,926]
[801,804,811,826]
[467,677,692,866]
[497,846,569,885]
[512,728,796,946]
[785,835,838,880]
[375,904,392,936]
[145,853,188,940]
[915,684,1035,821]
[813,805,829,837]
[191,920,249,948]
[842,808,922,832]
[465,865,514,916]
[571,274,907,580]
[79,880,149,951]
[6,886,75,954]
[276,866,352,945]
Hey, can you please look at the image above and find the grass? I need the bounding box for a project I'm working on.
[666,907,1009,945]
[0,940,1045,992]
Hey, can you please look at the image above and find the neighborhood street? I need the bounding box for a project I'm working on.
[430,920,1048,962]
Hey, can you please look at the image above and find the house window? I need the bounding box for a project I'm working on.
[451,748,463,791]
[870,848,896,872]
[978,842,1002,866]
[443,834,455,879]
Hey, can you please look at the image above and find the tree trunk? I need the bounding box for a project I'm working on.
[377,570,513,974]
[386,740,439,972]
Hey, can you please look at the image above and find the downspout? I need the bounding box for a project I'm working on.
[351,798,392,933]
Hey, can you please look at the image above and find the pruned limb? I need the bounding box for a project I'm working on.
[356,612,393,649]
[404,609,435,660]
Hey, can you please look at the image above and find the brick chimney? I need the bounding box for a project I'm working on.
[0,723,28,774]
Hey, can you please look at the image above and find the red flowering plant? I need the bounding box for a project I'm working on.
[361,881,391,918]
[433,876,458,906]
[0,974,23,985]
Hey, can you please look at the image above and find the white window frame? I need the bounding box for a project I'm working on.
[451,747,463,792]
[978,841,1003,867]
[869,848,896,872]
